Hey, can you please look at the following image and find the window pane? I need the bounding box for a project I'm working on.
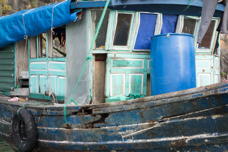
[38,33,47,58]
[182,17,197,35]
[113,14,132,46]
[134,13,157,50]
[199,20,216,49]
[93,9,110,49]
[52,27,66,58]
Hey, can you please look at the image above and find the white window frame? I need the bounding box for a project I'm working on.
[176,15,220,54]
[107,10,136,51]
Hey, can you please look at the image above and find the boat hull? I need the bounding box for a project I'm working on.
[0,83,228,151]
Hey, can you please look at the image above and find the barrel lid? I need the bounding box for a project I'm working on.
[151,33,194,39]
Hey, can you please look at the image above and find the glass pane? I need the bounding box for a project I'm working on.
[182,17,197,35]
[113,13,132,46]
[52,27,66,58]
[199,20,216,49]
[38,33,47,58]
[93,9,110,49]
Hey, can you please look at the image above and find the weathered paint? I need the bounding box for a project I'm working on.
[29,58,66,98]
[0,45,15,92]
[0,82,227,151]
[105,53,149,102]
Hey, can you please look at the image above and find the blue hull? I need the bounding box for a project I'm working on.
[0,83,228,151]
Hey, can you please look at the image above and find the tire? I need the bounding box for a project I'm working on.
[12,109,38,152]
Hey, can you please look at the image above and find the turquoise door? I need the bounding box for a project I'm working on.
[105,53,149,102]
[29,58,66,100]
[0,45,15,92]
[28,33,66,100]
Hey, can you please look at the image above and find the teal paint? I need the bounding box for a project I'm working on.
[0,44,16,92]
[29,93,64,101]
[105,53,149,102]
[29,60,66,98]
[112,60,144,68]
[28,34,67,100]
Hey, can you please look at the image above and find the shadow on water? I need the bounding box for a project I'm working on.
[0,137,14,152]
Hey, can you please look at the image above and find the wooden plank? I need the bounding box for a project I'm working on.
[93,58,106,104]
[0,60,14,65]
[0,65,14,71]
[0,54,14,59]
[0,72,14,77]
[0,78,14,83]
[112,59,144,68]
[0,84,14,90]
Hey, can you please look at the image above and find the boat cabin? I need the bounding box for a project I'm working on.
[0,0,224,105]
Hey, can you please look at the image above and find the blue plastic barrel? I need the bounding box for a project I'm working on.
[150,33,196,95]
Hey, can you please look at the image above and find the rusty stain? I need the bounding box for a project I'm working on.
[170,139,187,147]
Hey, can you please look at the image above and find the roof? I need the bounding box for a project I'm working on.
[71,0,224,16]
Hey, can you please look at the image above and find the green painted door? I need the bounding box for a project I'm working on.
[105,53,149,102]
[29,58,66,100]
[0,45,15,92]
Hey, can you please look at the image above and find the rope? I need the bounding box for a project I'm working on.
[63,0,111,124]
[182,0,193,13]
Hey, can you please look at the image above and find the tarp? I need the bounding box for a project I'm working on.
[134,13,157,50]
[0,0,78,48]
[197,0,218,43]
[198,0,228,43]
[161,15,178,34]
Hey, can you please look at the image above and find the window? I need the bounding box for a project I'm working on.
[199,20,216,49]
[161,15,178,34]
[30,27,67,59]
[92,9,110,49]
[182,17,197,35]
[38,33,47,58]
[113,13,132,46]
[179,16,219,53]
[30,33,47,58]
[51,27,66,58]
[134,13,158,50]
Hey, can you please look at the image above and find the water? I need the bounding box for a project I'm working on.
[0,138,14,152]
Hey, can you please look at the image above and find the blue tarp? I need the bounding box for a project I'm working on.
[161,15,178,34]
[134,13,157,50]
[0,0,77,48]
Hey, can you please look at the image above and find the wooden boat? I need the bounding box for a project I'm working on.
[0,83,227,151]
[0,0,227,151]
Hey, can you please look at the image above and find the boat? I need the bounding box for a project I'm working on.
[0,0,227,151]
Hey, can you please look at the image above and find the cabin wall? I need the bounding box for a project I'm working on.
[15,40,28,84]
[66,11,92,105]
[0,44,15,92]
[89,9,221,103]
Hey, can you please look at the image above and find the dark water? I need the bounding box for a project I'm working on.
[0,138,14,152]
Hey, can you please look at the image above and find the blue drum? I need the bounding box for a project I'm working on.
[150,33,196,95]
